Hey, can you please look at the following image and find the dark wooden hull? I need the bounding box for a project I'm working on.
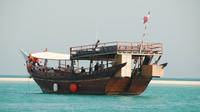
[32,76,151,95]
[105,76,152,95]
[28,63,152,95]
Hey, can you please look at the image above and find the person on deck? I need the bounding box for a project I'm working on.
[94,62,99,71]
[81,66,85,73]
[66,65,71,72]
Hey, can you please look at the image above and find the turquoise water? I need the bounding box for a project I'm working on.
[0,81,200,112]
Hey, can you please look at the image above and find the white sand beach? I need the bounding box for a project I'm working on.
[0,78,33,82]
[150,80,200,86]
[0,78,200,86]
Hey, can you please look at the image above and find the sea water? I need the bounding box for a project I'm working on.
[0,80,200,112]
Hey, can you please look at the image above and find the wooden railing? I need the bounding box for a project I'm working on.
[70,41,163,57]
[117,42,163,54]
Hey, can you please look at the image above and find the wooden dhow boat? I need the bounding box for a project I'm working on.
[20,40,167,95]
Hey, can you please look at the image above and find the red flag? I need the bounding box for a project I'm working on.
[143,16,149,24]
[143,12,150,24]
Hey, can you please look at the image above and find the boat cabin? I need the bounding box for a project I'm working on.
[70,41,164,77]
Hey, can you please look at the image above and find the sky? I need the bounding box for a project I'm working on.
[0,0,200,78]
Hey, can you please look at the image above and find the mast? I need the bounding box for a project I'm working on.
[140,11,150,54]
[138,12,151,68]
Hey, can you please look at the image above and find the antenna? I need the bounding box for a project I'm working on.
[95,23,99,41]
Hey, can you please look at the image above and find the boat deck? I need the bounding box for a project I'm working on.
[70,41,163,59]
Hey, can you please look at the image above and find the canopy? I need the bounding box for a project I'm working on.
[31,52,70,60]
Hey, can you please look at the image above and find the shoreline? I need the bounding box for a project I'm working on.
[0,78,33,82]
[0,78,200,86]
[150,80,200,86]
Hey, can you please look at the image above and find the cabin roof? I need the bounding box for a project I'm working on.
[31,52,70,60]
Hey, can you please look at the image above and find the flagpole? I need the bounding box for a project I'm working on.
[140,11,150,53]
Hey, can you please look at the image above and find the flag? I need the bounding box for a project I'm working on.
[143,12,150,24]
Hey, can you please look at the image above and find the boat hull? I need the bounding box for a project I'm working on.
[33,75,152,95]
[28,63,152,95]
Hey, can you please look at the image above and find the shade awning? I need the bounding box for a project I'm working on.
[31,52,70,60]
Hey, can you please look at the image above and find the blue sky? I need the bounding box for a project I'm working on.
[0,0,199,78]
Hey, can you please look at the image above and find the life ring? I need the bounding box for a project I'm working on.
[69,83,78,93]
